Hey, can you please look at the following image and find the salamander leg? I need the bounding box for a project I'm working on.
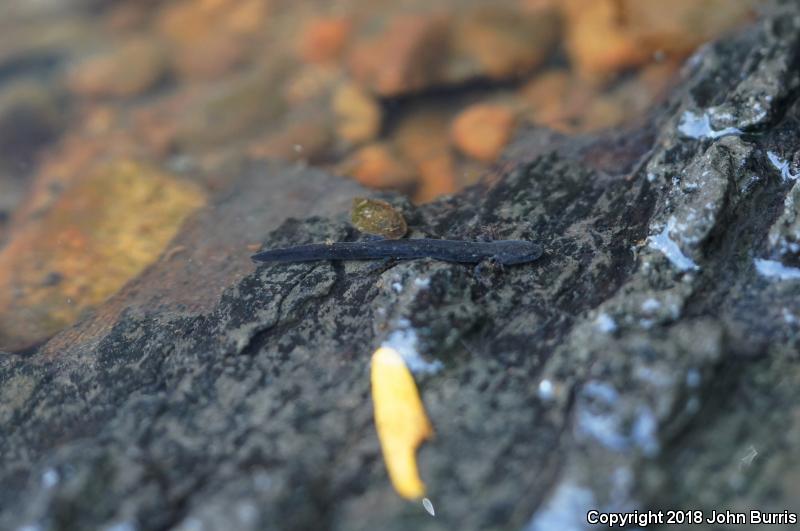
[366,257,398,275]
[473,257,504,285]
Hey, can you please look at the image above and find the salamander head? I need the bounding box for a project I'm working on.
[492,240,544,265]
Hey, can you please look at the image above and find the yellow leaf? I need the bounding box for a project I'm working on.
[371,346,434,499]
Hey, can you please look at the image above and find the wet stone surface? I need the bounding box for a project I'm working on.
[2,3,800,531]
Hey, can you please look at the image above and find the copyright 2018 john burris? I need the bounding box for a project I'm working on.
[587,509,798,527]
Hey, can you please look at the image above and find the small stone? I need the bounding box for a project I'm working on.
[155,0,266,80]
[157,0,267,42]
[350,198,407,239]
[0,80,63,171]
[580,95,627,131]
[562,0,647,80]
[620,0,756,59]
[0,160,206,351]
[638,60,680,98]
[176,70,287,148]
[248,117,333,163]
[392,109,450,167]
[332,82,382,144]
[105,2,150,32]
[68,37,167,98]
[172,33,248,80]
[448,5,560,81]
[518,69,573,128]
[563,0,756,79]
[451,103,516,163]
[347,14,449,96]
[297,17,352,64]
[391,109,457,202]
[337,143,417,190]
[222,0,270,35]
[283,64,341,105]
[132,106,179,157]
[413,152,457,204]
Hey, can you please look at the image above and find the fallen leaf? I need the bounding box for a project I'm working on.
[370,345,433,499]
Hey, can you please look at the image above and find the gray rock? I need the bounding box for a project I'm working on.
[3,4,800,531]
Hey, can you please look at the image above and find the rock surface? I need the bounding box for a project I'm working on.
[2,4,800,531]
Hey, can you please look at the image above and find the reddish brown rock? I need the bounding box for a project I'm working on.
[347,13,449,97]
[175,68,288,148]
[621,0,756,58]
[172,33,249,79]
[518,69,574,129]
[283,64,341,105]
[562,0,756,79]
[133,106,179,157]
[451,103,516,163]
[562,0,648,81]
[223,0,271,35]
[156,0,268,80]
[104,2,151,32]
[392,108,450,168]
[68,37,167,98]
[337,143,417,189]
[448,5,560,81]
[248,116,333,163]
[389,108,458,201]
[297,16,352,64]
[332,82,382,144]
[413,151,457,203]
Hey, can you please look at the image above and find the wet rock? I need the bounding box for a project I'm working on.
[621,0,758,58]
[562,0,756,80]
[282,63,341,105]
[519,68,575,130]
[173,32,249,80]
[347,13,449,97]
[297,16,352,64]
[447,5,560,82]
[67,37,167,99]
[175,67,288,148]
[413,151,458,204]
[337,142,417,190]
[391,108,459,202]
[155,0,268,80]
[332,81,382,145]
[347,5,559,96]
[3,4,800,531]
[247,113,334,164]
[450,102,517,163]
[767,180,800,262]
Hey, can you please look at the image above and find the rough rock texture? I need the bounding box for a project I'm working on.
[3,3,800,531]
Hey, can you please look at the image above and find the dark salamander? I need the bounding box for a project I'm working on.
[251,239,543,266]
